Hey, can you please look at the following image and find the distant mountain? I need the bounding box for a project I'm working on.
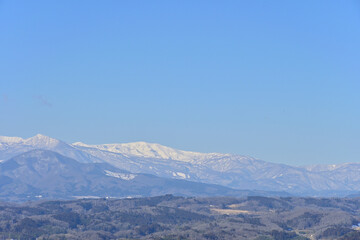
[0,149,277,201]
[72,141,232,163]
[0,134,104,164]
[71,140,356,196]
[0,134,359,196]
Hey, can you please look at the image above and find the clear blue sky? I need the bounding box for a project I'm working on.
[1,0,359,165]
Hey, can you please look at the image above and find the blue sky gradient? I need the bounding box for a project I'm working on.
[1,0,359,165]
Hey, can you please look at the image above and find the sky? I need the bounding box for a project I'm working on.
[0,0,359,165]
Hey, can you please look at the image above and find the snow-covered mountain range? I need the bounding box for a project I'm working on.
[1,134,359,197]
[2,149,266,202]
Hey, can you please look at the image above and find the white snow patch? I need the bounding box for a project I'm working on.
[272,173,283,179]
[172,172,188,179]
[176,172,187,179]
[105,170,136,180]
[73,196,101,199]
[72,142,90,147]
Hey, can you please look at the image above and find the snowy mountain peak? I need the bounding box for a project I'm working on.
[24,134,61,147]
[34,133,47,138]
[72,142,90,147]
[102,141,184,159]
[73,141,231,163]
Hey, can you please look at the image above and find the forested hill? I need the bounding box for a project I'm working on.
[1,195,360,240]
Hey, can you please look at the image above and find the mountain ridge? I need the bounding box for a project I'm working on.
[1,134,359,196]
[0,149,283,201]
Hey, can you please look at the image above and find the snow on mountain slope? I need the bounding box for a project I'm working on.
[303,163,360,190]
[24,134,61,147]
[0,149,257,201]
[1,134,360,196]
[71,140,348,194]
[72,142,201,181]
[304,163,344,172]
[73,141,296,175]
[72,141,231,164]
[0,134,101,163]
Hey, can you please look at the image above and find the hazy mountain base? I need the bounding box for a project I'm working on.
[0,195,359,240]
[0,150,290,202]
